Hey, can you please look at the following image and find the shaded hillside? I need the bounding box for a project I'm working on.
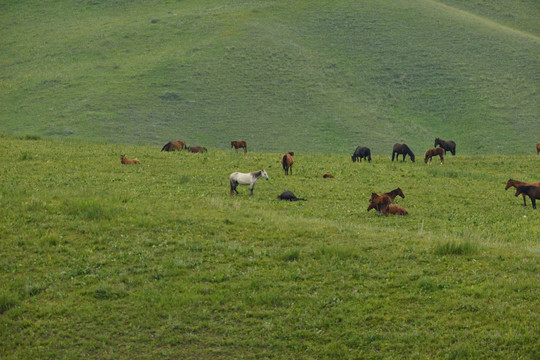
[1,0,538,154]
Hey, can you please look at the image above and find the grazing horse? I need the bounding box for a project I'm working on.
[434,138,456,156]
[505,179,540,206]
[281,152,294,175]
[277,190,306,201]
[231,140,247,154]
[392,143,415,162]
[187,146,207,153]
[352,146,372,162]
[161,140,185,152]
[515,185,540,209]
[424,147,445,165]
[229,170,268,196]
[383,206,408,215]
[120,154,141,165]
[536,142,540,155]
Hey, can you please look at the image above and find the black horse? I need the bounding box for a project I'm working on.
[515,185,540,209]
[434,138,456,156]
[392,143,415,162]
[352,146,372,162]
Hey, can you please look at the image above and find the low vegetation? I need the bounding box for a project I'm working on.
[0,138,538,359]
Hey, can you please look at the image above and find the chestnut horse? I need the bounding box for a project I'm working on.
[281,152,294,175]
[505,179,540,206]
[434,138,456,155]
[231,140,247,154]
[187,146,207,153]
[383,206,408,215]
[536,142,540,155]
[392,143,415,162]
[352,146,371,162]
[424,147,445,165]
[161,140,185,152]
[515,185,540,209]
[120,154,141,164]
[367,188,405,214]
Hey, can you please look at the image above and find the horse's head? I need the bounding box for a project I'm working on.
[369,192,378,202]
[288,152,295,157]
[231,141,235,148]
[397,188,405,198]
[504,179,513,190]
[410,153,415,162]
[351,155,356,162]
[261,169,269,180]
[367,202,376,211]
[434,138,440,147]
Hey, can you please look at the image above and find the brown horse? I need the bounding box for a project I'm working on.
[367,188,405,214]
[120,154,141,164]
[281,152,294,175]
[505,179,540,206]
[383,205,408,215]
[536,142,540,155]
[323,173,334,178]
[161,140,185,152]
[392,143,415,162]
[231,140,247,154]
[424,147,445,165]
[187,146,207,153]
[515,185,540,209]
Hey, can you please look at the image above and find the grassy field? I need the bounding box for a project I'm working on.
[1,0,539,154]
[0,137,538,359]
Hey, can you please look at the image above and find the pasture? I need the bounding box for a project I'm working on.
[0,137,538,359]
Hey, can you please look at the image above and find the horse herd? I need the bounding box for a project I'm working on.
[121,138,540,212]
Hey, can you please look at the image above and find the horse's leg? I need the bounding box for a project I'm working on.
[392,152,395,161]
[522,194,528,206]
[531,197,536,209]
[290,165,293,175]
[440,155,444,165]
[250,185,254,196]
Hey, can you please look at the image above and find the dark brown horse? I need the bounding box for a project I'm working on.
[120,154,141,164]
[515,185,540,209]
[231,140,247,154]
[352,146,371,162]
[536,142,540,155]
[435,138,456,155]
[323,173,334,178]
[161,140,185,152]
[281,152,294,175]
[383,205,408,215]
[424,147,445,165]
[505,179,540,206]
[187,146,207,153]
[392,143,415,162]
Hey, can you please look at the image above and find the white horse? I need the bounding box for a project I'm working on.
[229,169,269,196]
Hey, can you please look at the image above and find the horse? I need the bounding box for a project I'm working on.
[515,185,540,209]
[505,179,540,206]
[120,154,141,165]
[392,143,415,162]
[323,173,334,178]
[367,188,405,214]
[187,146,207,153]
[424,147,445,165]
[161,140,185,152]
[383,205,408,215]
[352,146,371,162]
[434,138,456,156]
[281,152,294,175]
[231,140,247,154]
[277,190,306,201]
[536,142,540,155]
[229,170,268,196]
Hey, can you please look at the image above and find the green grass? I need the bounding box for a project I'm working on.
[1,0,539,154]
[0,137,538,359]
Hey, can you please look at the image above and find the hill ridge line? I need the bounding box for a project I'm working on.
[424,0,540,43]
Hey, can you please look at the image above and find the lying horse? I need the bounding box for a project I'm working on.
[392,143,415,162]
[515,185,540,209]
[352,146,371,162]
[187,146,207,153]
[281,152,294,175]
[120,154,141,165]
[505,179,540,206]
[424,147,445,165]
[277,190,306,201]
[229,169,268,196]
[323,173,334,178]
[536,142,540,155]
[161,140,185,152]
[435,138,456,155]
[231,140,247,154]
[383,206,408,215]
[367,188,405,214]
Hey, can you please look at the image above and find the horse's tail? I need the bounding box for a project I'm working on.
[282,155,287,170]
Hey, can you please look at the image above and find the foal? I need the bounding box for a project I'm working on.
[505,179,540,206]
[424,147,445,165]
[515,185,540,209]
[120,154,141,164]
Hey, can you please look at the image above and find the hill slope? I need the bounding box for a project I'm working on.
[1,0,539,154]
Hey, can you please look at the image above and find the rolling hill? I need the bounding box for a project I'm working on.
[1,0,539,154]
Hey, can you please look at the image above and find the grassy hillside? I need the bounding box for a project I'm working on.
[0,137,539,358]
[1,0,539,154]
